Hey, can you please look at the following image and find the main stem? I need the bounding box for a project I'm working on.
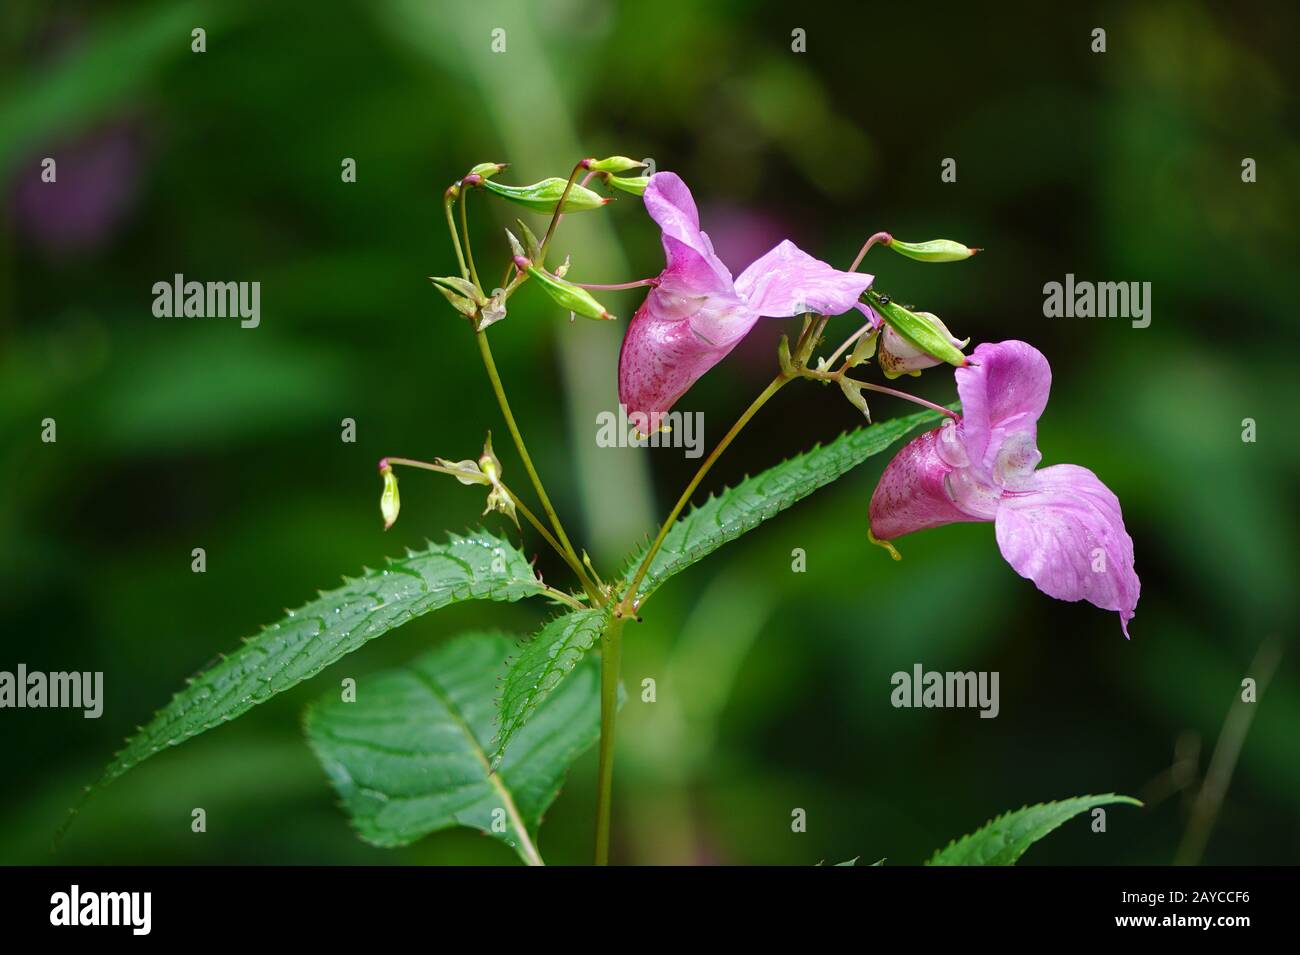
[475,328,601,602]
[593,614,625,866]
[594,373,791,864]
[619,374,791,614]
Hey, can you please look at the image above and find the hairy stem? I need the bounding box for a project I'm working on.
[593,613,625,866]
[619,374,791,614]
[474,329,602,602]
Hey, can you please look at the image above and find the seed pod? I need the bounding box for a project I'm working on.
[481,177,610,213]
[526,266,615,321]
[886,238,979,263]
[604,175,649,197]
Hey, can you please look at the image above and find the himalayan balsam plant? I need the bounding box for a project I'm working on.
[73,158,1142,865]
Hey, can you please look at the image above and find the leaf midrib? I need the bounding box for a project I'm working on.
[408,667,543,866]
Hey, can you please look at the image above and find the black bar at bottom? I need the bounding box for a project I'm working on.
[0,865,1288,939]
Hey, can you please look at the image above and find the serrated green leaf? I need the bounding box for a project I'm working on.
[305,632,603,863]
[494,608,609,764]
[623,406,946,602]
[926,794,1142,866]
[96,531,552,789]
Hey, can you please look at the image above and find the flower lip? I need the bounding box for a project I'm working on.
[869,340,1139,637]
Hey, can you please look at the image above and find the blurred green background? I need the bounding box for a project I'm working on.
[2,0,1297,866]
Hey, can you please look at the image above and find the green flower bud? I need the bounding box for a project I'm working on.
[870,294,967,370]
[378,463,400,530]
[604,175,649,197]
[584,156,645,173]
[481,177,610,213]
[526,266,615,321]
[477,433,518,527]
[477,432,502,485]
[467,162,508,181]
[886,238,979,263]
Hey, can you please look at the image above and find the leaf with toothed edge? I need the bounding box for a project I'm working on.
[621,406,951,602]
[305,632,606,861]
[926,794,1143,865]
[92,530,557,792]
[493,608,609,765]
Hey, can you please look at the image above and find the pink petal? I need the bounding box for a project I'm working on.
[644,173,733,288]
[617,289,755,426]
[994,464,1140,637]
[955,340,1051,483]
[733,239,873,318]
[618,173,756,422]
[869,427,985,540]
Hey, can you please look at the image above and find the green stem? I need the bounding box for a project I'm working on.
[459,190,482,292]
[849,230,892,272]
[593,613,625,866]
[444,192,469,281]
[798,367,960,421]
[823,320,874,368]
[619,374,791,614]
[538,161,585,266]
[474,328,602,602]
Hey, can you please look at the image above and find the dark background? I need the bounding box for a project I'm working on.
[1,0,1296,865]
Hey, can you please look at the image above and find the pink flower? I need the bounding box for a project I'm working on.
[618,172,873,428]
[869,340,1140,637]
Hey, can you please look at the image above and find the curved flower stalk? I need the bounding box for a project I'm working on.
[617,172,875,431]
[869,340,1140,637]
